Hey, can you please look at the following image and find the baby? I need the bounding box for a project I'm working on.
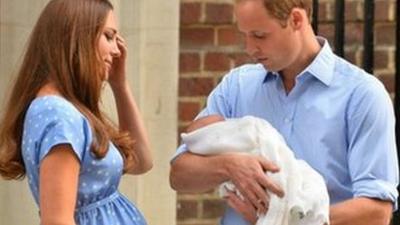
[186,114,225,132]
[181,115,330,225]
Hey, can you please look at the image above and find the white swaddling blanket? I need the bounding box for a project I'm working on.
[181,116,329,225]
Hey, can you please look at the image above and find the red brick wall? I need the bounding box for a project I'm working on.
[177,0,397,224]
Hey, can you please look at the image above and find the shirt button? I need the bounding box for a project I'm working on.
[284,118,291,123]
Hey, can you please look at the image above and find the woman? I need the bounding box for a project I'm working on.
[0,0,152,224]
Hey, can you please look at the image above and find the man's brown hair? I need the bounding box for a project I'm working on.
[237,0,313,26]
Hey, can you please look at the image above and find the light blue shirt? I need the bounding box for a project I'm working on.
[173,38,399,225]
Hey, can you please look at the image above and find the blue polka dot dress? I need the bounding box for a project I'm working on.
[21,96,147,225]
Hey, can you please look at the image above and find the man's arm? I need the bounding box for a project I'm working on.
[169,151,284,212]
[341,79,398,225]
[170,152,230,193]
[330,197,393,225]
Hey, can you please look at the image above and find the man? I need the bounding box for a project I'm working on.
[170,0,399,224]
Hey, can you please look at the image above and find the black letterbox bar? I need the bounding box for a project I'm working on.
[391,0,399,223]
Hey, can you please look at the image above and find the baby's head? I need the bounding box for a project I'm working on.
[186,115,225,133]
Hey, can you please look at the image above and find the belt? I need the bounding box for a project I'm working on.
[76,191,120,213]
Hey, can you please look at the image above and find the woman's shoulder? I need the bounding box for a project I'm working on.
[24,95,90,134]
[23,96,92,164]
[26,95,83,120]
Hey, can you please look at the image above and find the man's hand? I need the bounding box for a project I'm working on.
[170,151,284,217]
[224,153,284,215]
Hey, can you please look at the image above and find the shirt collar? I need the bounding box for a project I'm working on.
[306,36,335,86]
[263,71,278,83]
[263,36,335,86]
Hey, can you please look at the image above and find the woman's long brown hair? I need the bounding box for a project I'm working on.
[0,0,136,180]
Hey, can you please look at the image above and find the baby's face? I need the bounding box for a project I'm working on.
[186,115,225,133]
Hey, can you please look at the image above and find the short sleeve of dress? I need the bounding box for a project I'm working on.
[25,97,90,164]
